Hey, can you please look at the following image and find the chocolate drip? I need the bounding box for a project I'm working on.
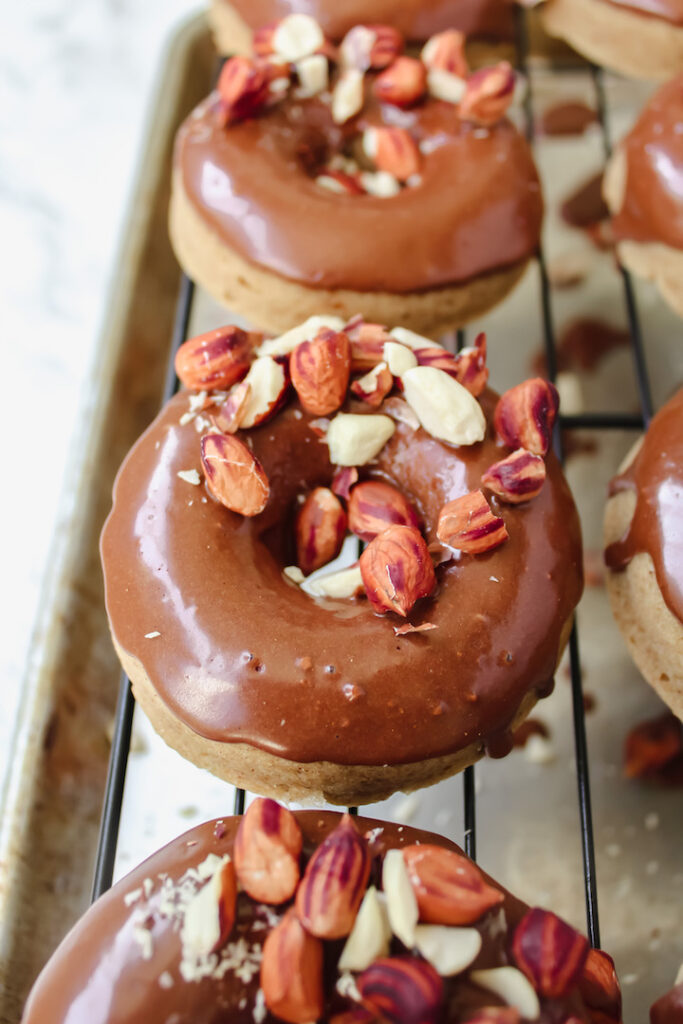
[224,0,516,40]
[100,389,582,767]
[174,89,543,294]
[611,75,683,251]
[605,388,683,623]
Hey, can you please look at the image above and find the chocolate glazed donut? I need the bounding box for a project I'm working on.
[169,24,543,334]
[100,380,582,805]
[603,75,683,319]
[208,0,516,55]
[21,808,620,1024]
[604,388,683,720]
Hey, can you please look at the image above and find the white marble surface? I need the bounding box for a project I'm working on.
[0,0,200,793]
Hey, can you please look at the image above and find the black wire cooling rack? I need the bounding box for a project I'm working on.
[91,21,656,959]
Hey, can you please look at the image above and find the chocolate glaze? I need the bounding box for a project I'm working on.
[611,75,683,251]
[540,101,597,136]
[100,388,583,767]
[651,982,683,1024]
[21,812,592,1024]
[174,88,543,293]
[603,0,683,25]
[605,388,683,624]
[224,0,516,41]
[561,171,609,230]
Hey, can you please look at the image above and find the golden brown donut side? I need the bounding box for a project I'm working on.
[169,167,531,335]
[542,0,683,80]
[21,810,608,1024]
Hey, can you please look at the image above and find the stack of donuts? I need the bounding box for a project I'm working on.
[22,2,683,1022]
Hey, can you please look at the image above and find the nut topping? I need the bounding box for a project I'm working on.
[350,361,393,407]
[470,968,540,1021]
[414,923,482,976]
[402,844,504,925]
[383,341,418,377]
[339,886,392,971]
[304,564,364,599]
[272,13,324,62]
[345,318,392,372]
[454,332,489,397]
[316,169,365,195]
[331,465,359,499]
[175,326,254,391]
[240,355,289,428]
[261,908,324,1024]
[217,57,272,123]
[332,68,365,123]
[401,366,486,446]
[363,126,420,182]
[340,24,403,71]
[415,346,461,378]
[494,378,559,456]
[382,848,419,948]
[200,433,269,516]
[357,956,444,1024]
[296,487,348,575]
[295,814,371,939]
[234,797,303,904]
[360,525,435,617]
[291,328,351,416]
[421,30,468,77]
[459,62,516,126]
[258,316,345,358]
[348,480,420,542]
[180,857,237,958]
[511,907,589,999]
[578,948,622,1022]
[373,56,427,107]
[326,413,395,466]
[481,448,546,504]
[436,491,508,554]
[214,380,251,434]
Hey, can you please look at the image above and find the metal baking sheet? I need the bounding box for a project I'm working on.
[0,16,681,1024]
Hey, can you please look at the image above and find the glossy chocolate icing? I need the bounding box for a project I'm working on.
[605,388,683,624]
[174,87,543,293]
[100,388,582,767]
[21,812,592,1024]
[611,75,683,251]
[224,0,516,41]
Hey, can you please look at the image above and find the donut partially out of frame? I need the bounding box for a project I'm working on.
[604,388,683,721]
[22,803,623,1024]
